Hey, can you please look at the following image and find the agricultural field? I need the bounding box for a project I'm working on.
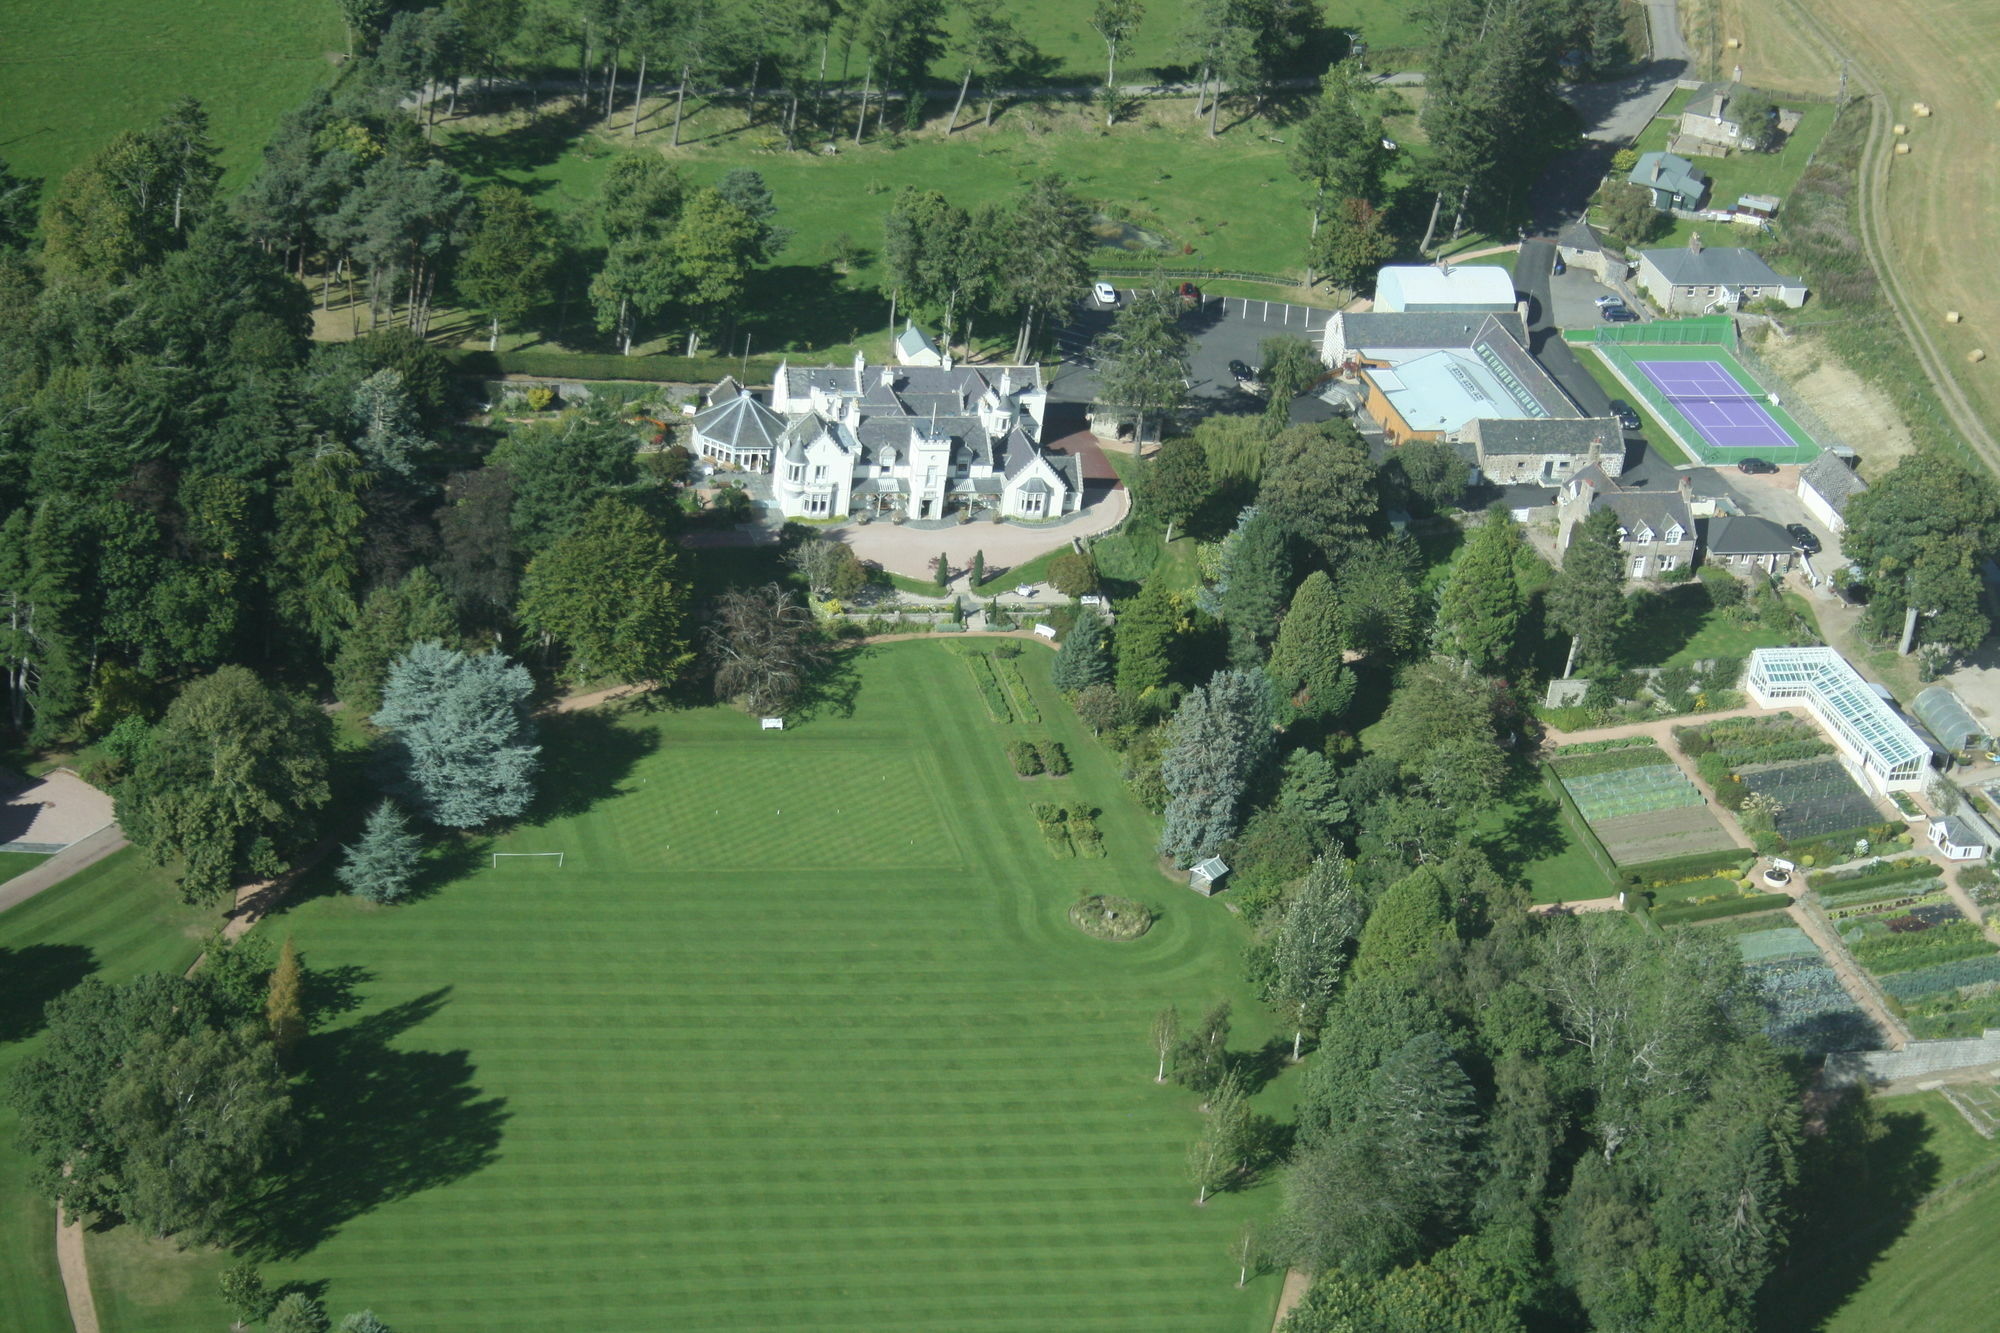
[0,0,340,190]
[1735,924,1878,1052]
[72,643,1283,1332]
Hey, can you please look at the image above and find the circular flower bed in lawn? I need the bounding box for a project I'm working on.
[1069,894,1155,941]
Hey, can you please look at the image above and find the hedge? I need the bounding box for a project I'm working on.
[1621,847,1754,884]
[1653,893,1792,925]
[1539,764,1618,884]
[1550,747,1677,778]
[1554,736,1661,756]
[1810,862,1943,896]
[449,348,786,384]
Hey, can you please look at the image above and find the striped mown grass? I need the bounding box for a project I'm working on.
[86,641,1285,1331]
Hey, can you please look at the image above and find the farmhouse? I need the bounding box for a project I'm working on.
[1635,237,1809,314]
[1556,467,1695,580]
[1745,647,1932,793]
[1628,151,1710,212]
[1320,310,1622,483]
[1798,450,1868,532]
[1371,264,1518,314]
[1703,515,1798,575]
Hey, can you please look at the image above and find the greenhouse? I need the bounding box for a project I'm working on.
[1745,647,1931,793]
[1914,685,1988,754]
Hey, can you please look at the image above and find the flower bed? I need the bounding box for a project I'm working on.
[1676,714,1831,765]
[1845,914,1993,973]
[1810,857,1940,894]
[963,652,1012,722]
[1068,894,1154,941]
[1653,893,1792,925]
[1554,736,1662,756]
[993,656,1041,723]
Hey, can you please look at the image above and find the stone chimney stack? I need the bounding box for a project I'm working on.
[1689,231,1705,254]
[853,347,866,392]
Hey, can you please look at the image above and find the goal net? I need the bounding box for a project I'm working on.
[491,852,565,869]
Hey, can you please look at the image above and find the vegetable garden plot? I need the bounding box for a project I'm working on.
[1740,759,1884,840]
[1750,956,1880,1052]
[1879,954,2000,1001]
[1737,926,1819,963]
[1560,762,1705,823]
[1592,804,1740,866]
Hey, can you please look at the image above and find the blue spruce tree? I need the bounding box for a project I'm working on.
[337,800,424,903]
[374,640,540,828]
[1158,669,1274,866]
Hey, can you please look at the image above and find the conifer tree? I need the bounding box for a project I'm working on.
[1218,510,1291,668]
[1052,607,1111,692]
[1266,571,1353,721]
[1548,506,1629,675]
[337,800,424,904]
[1435,507,1523,672]
[265,936,305,1059]
[1114,574,1179,697]
[1159,670,1272,866]
[374,641,539,828]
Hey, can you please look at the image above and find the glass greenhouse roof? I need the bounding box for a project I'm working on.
[1748,648,1928,770]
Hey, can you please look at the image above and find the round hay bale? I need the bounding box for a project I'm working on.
[1726,37,1742,49]
[1895,142,1912,155]
[1971,349,1989,364]
[1946,310,1963,324]
[1894,123,1909,135]
[1914,102,1932,116]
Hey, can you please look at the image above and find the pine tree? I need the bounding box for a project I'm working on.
[265,936,305,1059]
[268,1292,331,1333]
[1217,510,1291,669]
[1266,571,1353,722]
[1159,670,1273,866]
[1548,506,1629,675]
[1114,574,1179,697]
[1052,607,1111,692]
[1435,507,1523,672]
[337,800,424,904]
[971,550,985,586]
[374,641,540,828]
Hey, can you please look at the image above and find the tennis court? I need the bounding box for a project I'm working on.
[1634,359,1792,449]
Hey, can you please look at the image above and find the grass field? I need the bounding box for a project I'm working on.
[76,642,1284,1331]
[1618,586,1824,669]
[0,849,218,1333]
[0,852,49,886]
[0,0,339,191]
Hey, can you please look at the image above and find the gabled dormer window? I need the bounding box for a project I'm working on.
[1633,525,1654,544]
[1616,525,1630,542]
[1665,523,1685,544]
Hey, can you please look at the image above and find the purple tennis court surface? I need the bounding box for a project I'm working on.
[1634,359,1791,449]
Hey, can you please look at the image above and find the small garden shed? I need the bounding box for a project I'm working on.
[1189,857,1229,896]
[1930,814,1993,862]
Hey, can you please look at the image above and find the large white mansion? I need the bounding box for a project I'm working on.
[690,350,1083,522]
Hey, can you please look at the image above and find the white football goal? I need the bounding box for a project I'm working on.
[491,852,566,869]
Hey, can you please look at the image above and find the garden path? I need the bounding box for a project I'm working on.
[1786,895,1912,1049]
[1270,1268,1311,1331]
[54,1208,97,1333]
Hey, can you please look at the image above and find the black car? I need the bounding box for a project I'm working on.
[1552,253,1566,275]
[1602,306,1639,323]
[1608,399,1640,431]
[1737,458,1778,475]
[1228,359,1257,385]
[1786,523,1822,555]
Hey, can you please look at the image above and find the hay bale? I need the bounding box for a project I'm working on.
[1947,311,1963,324]
[1895,142,1912,155]
[1894,123,1909,135]
[1914,102,1933,116]
[1971,349,1989,364]
[1726,37,1742,49]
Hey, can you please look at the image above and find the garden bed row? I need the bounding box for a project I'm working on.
[1006,739,1071,778]
[1031,802,1104,858]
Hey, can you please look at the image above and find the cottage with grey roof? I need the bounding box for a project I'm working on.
[749,351,1079,522]
[1556,467,1695,581]
[1798,450,1868,532]
[1628,151,1710,212]
[1635,235,1808,314]
[1704,515,1798,575]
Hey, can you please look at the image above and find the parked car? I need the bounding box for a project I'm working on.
[1608,399,1640,431]
[1552,253,1566,275]
[1593,293,1623,309]
[1786,523,1822,554]
[1176,281,1203,306]
[1228,359,1257,386]
[1092,281,1119,307]
[1602,306,1639,323]
[1737,457,1779,475]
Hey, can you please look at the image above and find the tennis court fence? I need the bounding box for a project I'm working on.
[1588,315,1736,348]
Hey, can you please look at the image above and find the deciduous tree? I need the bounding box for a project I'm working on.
[1269,855,1363,1060]
[1188,1069,1251,1204]
[458,186,557,351]
[517,497,692,685]
[707,583,831,714]
[266,935,305,1058]
[1257,419,1377,565]
[1137,434,1212,545]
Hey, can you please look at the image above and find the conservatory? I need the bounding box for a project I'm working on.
[1745,647,1932,794]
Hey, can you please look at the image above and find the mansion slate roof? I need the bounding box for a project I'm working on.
[692,389,784,454]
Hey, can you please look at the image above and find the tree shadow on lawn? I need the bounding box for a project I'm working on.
[1473,773,1582,887]
[524,708,663,822]
[0,943,95,1044]
[793,643,866,723]
[439,105,597,192]
[740,263,886,354]
[1757,1097,1948,1331]
[1616,583,1714,668]
[237,988,509,1260]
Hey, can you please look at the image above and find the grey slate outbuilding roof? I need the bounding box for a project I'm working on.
[1705,515,1795,555]
[693,391,785,454]
[1641,246,1802,289]
[1473,416,1621,456]
[1630,151,1710,201]
[1799,450,1868,515]
[1340,310,1530,351]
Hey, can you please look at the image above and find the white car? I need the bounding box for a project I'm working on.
[1093,281,1119,307]
[1593,293,1624,309]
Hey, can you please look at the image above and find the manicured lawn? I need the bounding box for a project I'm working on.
[1619,585,1823,670]
[1783,1092,2000,1333]
[0,852,49,886]
[1473,769,1619,907]
[0,849,217,1333]
[0,0,339,190]
[86,643,1285,1331]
